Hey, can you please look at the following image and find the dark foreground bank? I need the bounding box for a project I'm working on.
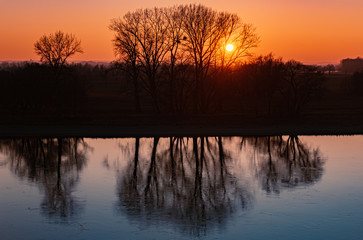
[1,121,363,138]
[2,106,363,137]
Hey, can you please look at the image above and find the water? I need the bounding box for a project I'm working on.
[0,136,362,239]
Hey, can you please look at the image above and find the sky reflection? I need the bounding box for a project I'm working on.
[1,136,362,240]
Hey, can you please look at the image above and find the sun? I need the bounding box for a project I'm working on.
[226,44,233,51]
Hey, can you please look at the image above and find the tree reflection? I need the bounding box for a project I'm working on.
[116,137,252,237]
[247,136,324,194]
[0,138,89,220]
[114,136,324,236]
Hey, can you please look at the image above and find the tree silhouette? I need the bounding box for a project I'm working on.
[181,4,259,112]
[280,61,325,115]
[110,4,259,113]
[110,8,170,113]
[163,6,186,113]
[34,31,83,72]
[237,54,285,116]
[109,17,142,111]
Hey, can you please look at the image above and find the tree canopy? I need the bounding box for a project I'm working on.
[34,31,83,71]
[110,4,259,112]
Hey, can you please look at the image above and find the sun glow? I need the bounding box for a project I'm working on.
[226,44,233,51]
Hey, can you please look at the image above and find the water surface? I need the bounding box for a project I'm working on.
[0,136,362,239]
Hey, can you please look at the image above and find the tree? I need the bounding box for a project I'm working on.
[326,64,335,74]
[244,54,285,116]
[110,8,170,113]
[110,5,259,114]
[163,6,186,113]
[280,60,325,115]
[181,4,259,112]
[34,31,83,72]
[110,15,142,111]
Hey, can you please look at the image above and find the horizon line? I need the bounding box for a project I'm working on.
[0,59,342,66]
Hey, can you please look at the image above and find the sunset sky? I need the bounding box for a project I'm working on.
[1,0,363,65]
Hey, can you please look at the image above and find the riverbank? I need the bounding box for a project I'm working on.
[1,106,363,137]
[1,122,362,138]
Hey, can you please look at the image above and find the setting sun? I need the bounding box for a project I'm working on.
[226,44,233,51]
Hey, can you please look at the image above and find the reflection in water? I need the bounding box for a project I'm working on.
[116,137,252,236]
[114,136,324,237]
[0,136,325,238]
[0,138,89,220]
[246,136,324,194]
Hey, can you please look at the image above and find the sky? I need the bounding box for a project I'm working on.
[1,0,363,65]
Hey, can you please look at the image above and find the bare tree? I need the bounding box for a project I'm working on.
[110,5,258,113]
[215,14,259,72]
[163,6,187,112]
[110,14,142,111]
[34,31,83,72]
[280,60,325,115]
[244,54,285,116]
[111,8,170,113]
[181,4,259,112]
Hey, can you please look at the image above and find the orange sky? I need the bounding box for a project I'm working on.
[1,0,363,65]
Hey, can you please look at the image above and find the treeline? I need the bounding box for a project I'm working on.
[0,63,87,115]
[0,57,327,118]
